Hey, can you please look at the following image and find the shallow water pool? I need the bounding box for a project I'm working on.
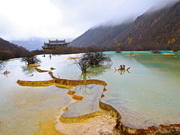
[0,52,179,134]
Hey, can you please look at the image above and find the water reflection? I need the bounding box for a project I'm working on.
[88,65,112,77]
[114,64,130,75]
[1,52,180,135]
[79,65,112,80]
[49,54,52,60]
[16,65,117,134]
[72,85,94,97]
[0,61,11,76]
[102,53,180,129]
[79,73,91,80]
[133,54,180,76]
[21,66,35,76]
[2,69,11,77]
[43,54,53,60]
[0,61,5,71]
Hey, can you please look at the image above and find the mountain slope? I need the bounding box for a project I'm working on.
[0,38,29,60]
[71,1,180,50]
[71,23,132,47]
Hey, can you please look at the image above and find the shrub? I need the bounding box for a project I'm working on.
[21,53,40,65]
[76,52,111,73]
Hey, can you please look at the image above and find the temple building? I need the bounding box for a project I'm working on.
[42,39,70,51]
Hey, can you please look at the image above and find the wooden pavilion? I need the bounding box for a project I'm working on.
[42,39,70,51]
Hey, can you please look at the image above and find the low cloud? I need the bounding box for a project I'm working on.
[0,0,177,40]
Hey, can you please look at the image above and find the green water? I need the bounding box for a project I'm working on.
[100,53,180,128]
[0,52,180,134]
[63,85,104,117]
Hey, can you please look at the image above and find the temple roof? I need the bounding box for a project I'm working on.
[44,39,69,45]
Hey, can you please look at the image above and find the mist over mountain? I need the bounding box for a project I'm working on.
[1,1,179,53]
[11,38,46,51]
[11,38,73,51]
[71,1,180,50]
[1,0,173,40]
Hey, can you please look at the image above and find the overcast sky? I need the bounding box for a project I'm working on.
[0,0,177,40]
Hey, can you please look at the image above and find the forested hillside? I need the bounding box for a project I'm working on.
[0,38,30,60]
[71,1,180,51]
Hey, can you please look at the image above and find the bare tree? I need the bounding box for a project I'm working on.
[75,52,112,73]
[21,53,40,65]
